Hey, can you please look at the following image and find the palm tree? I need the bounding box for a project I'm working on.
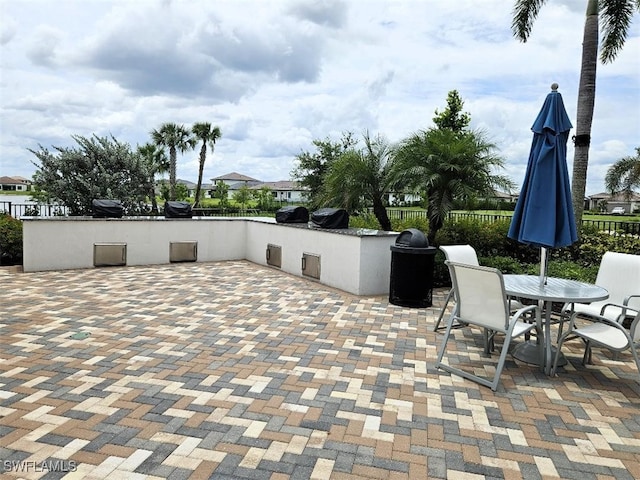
[321,132,393,231]
[137,143,169,214]
[391,128,513,244]
[191,123,222,208]
[605,147,640,199]
[151,123,195,201]
[512,0,639,225]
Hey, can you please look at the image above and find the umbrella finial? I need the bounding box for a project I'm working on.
[551,83,559,91]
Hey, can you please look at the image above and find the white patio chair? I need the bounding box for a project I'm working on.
[434,245,528,354]
[552,305,640,383]
[433,245,480,332]
[435,261,538,391]
[559,252,640,339]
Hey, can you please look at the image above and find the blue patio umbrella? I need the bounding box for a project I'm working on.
[508,83,578,286]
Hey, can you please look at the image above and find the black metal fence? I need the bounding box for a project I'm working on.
[0,201,69,218]
[4,201,639,236]
[0,201,269,219]
[376,209,640,236]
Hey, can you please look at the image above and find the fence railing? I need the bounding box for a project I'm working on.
[0,202,270,219]
[0,201,69,218]
[373,209,640,236]
[445,212,640,236]
[4,202,639,236]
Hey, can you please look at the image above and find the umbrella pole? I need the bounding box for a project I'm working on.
[540,247,548,287]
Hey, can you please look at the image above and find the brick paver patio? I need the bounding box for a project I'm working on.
[1,261,639,479]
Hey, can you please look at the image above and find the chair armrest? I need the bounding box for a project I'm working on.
[566,309,630,333]
[511,304,538,322]
[623,294,640,306]
[580,312,632,332]
[599,302,639,321]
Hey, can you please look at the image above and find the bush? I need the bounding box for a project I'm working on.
[348,212,380,229]
[348,208,640,287]
[430,216,640,287]
[0,213,23,265]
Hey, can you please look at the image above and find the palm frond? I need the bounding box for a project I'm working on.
[512,0,548,42]
[599,0,639,63]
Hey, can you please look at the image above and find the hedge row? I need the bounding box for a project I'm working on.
[350,213,640,287]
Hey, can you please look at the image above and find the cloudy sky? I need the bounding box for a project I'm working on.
[1,0,638,196]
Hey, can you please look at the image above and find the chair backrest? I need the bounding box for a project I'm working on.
[595,252,640,310]
[630,310,640,343]
[439,245,480,266]
[446,261,510,332]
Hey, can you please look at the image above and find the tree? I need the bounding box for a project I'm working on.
[253,186,276,211]
[192,122,222,208]
[291,132,357,209]
[321,132,393,231]
[137,143,169,214]
[605,147,640,199]
[29,134,150,215]
[233,185,252,211]
[151,123,195,201]
[512,0,640,225]
[213,180,230,209]
[433,90,471,132]
[391,128,513,244]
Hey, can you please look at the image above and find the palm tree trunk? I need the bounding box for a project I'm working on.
[194,144,207,208]
[372,196,392,231]
[571,0,599,228]
[426,202,443,246]
[169,146,177,201]
[149,181,159,214]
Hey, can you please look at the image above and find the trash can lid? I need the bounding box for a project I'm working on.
[395,228,429,248]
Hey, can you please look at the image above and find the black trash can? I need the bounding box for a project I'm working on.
[389,228,437,308]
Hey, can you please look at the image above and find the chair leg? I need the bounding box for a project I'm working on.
[489,336,514,391]
[483,329,495,355]
[551,333,568,376]
[435,313,456,366]
[556,312,567,342]
[630,345,640,384]
[582,340,592,366]
[433,290,453,332]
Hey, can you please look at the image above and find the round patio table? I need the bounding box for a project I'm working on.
[503,275,609,375]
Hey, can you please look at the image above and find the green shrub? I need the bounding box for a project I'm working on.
[431,216,640,285]
[0,213,23,265]
[532,260,599,283]
[480,255,527,274]
[391,217,430,233]
[349,212,381,229]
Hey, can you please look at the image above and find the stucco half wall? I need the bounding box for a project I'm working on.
[22,216,399,296]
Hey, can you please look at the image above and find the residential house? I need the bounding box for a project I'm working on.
[211,172,262,191]
[587,191,640,214]
[0,176,32,192]
[250,181,307,203]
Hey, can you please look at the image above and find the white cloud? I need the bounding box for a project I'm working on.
[0,0,638,197]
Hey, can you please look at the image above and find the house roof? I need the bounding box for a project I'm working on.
[491,189,515,199]
[212,172,260,182]
[0,176,31,184]
[589,191,640,201]
[250,181,305,191]
[176,179,197,188]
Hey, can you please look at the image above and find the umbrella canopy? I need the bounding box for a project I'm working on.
[508,84,577,249]
[508,84,577,285]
